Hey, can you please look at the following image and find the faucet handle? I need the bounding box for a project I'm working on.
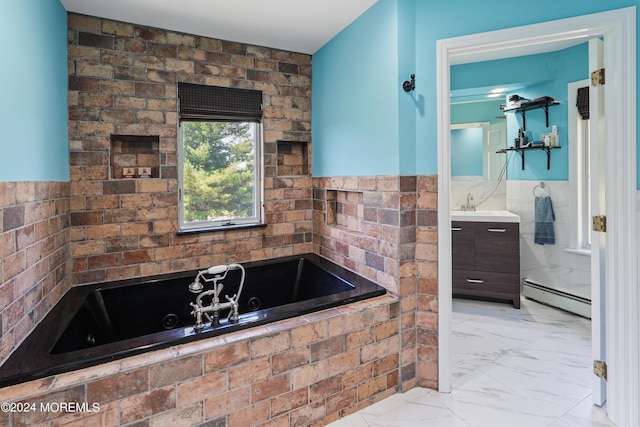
[213,283,224,299]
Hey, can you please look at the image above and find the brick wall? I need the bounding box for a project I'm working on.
[312,175,439,391]
[67,13,313,285]
[0,295,397,427]
[0,182,71,364]
[415,175,439,388]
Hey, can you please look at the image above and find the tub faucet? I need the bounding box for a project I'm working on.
[188,263,245,331]
[464,193,475,211]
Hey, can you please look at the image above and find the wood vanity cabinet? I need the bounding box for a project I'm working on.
[452,221,521,308]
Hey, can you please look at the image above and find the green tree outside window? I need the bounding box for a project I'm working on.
[182,121,256,223]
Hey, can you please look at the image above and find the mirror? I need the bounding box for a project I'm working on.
[449,84,508,210]
[450,119,506,180]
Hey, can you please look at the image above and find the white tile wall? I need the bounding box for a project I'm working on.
[451,177,507,211]
[507,181,590,300]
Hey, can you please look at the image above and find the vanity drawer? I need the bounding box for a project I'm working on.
[452,269,520,296]
[474,222,520,274]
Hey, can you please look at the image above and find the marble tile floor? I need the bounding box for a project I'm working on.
[327,297,615,427]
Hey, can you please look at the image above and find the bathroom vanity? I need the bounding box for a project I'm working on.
[451,211,521,308]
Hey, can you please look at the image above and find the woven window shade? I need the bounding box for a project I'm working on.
[178,82,262,122]
[576,86,589,120]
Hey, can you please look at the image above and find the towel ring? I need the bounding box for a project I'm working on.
[533,182,551,197]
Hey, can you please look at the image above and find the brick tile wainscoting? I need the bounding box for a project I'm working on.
[312,175,439,392]
[0,182,71,364]
[416,175,439,388]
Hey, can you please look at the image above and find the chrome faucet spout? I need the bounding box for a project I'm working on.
[465,193,475,211]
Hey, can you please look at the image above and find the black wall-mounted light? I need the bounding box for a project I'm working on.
[403,74,415,92]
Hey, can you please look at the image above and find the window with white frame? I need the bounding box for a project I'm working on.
[177,83,264,231]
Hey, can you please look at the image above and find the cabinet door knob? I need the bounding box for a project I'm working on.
[466,278,484,284]
[451,227,462,231]
[487,228,506,233]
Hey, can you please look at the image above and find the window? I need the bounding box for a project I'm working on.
[568,80,591,254]
[177,83,263,231]
[577,115,591,248]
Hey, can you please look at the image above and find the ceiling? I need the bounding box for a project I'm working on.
[59,0,379,55]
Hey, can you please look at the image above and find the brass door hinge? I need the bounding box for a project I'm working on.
[591,68,605,86]
[593,215,607,233]
[594,360,608,380]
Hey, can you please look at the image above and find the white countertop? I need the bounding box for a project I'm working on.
[451,210,520,223]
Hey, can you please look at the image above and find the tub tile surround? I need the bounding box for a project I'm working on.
[0,182,71,365]
[0,12,442,427]
[0,295,400,427]
[0,171,438,425]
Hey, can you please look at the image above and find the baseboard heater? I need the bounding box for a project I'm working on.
[522,279,591,318]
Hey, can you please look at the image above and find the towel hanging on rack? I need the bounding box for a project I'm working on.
[534,194,555,245]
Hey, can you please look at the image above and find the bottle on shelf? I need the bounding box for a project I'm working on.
[551,125,558,147]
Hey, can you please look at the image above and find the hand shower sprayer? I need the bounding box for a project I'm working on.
[188,264,231,293]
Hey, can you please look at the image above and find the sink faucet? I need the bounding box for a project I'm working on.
[188,263,245,330]
[465,193,475,211]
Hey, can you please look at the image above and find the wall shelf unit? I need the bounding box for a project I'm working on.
[497,146,561,170]
[504,98,560,130]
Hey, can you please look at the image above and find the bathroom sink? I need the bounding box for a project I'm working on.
[451,210,520,223]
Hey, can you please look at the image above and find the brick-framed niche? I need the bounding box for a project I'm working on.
[110,135,160,179]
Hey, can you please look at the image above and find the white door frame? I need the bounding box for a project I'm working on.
[436,8,637,426]
[588,38,606,407]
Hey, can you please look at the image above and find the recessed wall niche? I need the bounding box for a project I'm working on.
[276,140,309,176]
[110,135,160,179]
[326,189,364,232]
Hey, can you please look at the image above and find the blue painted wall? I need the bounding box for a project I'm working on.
[451,128,482,176]
[313,0,637,185]
[0,0,69,181]
[312,0,400,177]
[397,0,417,175]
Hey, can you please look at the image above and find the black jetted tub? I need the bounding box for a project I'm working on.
[0,253,386,387]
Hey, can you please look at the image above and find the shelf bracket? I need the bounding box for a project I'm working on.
[518,150,525,170]
[518,110,526,130]
[519,147,553,170]
[544,147,551,169]
[506,99,558,131]
[498,146,558,170]
[542,105,550,127]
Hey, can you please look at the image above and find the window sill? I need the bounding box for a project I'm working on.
[177,222,267,235]
[565,248,591,257]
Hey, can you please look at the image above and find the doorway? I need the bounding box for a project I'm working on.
[436,8,637,426]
